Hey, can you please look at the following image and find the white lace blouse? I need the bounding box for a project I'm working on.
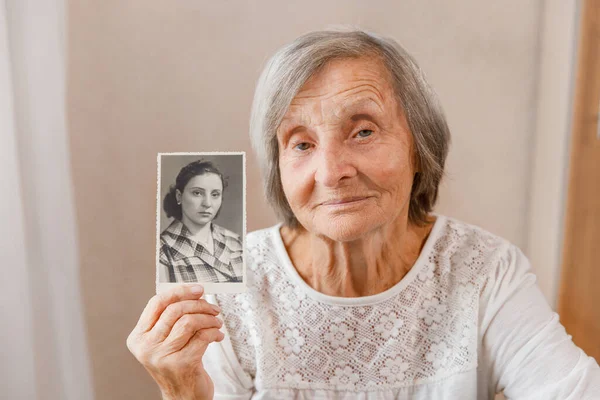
[204,215,600,399]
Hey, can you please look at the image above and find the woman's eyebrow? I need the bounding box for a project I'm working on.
[341,97,384,115]
[277,97,384,142]
[350,113,379,124]
[277,124,306,147]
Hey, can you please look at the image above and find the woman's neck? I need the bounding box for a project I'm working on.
[182,217,211,238]
[280,214,436,297]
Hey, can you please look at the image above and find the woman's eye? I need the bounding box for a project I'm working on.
[212,193,220,198]
[356,129,374,138]
[192,191,201,196]
[294,142,311,151]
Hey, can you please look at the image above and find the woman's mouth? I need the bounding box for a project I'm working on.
[321,196,371,206]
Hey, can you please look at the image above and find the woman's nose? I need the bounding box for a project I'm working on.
[314,145,358,187]
[201,196,212,208]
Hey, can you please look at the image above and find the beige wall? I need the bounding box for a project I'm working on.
[68,1,544,398]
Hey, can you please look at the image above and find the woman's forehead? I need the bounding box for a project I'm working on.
[298,58,391,100]
[185,173,223,190]
[281,57,396,123]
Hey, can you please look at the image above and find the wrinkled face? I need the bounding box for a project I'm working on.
[277,57,416,242]
[177,173,223,227]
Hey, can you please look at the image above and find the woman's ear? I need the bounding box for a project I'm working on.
[175,189,182,205]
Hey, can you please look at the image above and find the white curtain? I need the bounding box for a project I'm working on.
[0,1,94,399]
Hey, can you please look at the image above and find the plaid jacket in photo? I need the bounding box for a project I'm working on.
[159,219,244,283]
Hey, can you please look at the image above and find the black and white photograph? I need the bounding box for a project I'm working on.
[156,152,245,293]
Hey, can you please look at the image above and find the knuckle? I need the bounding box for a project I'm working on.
[157,293,171,306]
[137,351,151,365]
[163,303,181,320]
[126,332,136,352]
[165,285,182,297]
[138,339,159,365]
[131,346,150,364]
[197,299,209,307]
[199,315,215,328]
[178,314,196,331]
[196,299,209,312]
[146,352,161,368]
[207,315,219,327]
[198,299,216,314]
[197,329,220,343]
[194,330,209,342]
[148,295,165,311]
[172,285,189,300]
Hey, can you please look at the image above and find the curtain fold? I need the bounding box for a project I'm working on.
[1,0,94,399]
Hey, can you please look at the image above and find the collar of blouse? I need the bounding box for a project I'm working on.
[161,219,242,267]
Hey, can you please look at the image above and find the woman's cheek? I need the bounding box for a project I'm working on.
[183,193,195,207]
[283,172,304,207]
[281,158,312,209]
[280,152,308,183]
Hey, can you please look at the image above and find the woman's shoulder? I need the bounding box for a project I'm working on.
[434,214,512,253]
[245,224,280,247]
[431,215,538,306]
[211,223,244,251]
[209,223,279,245]
[244,224,286,265]
[430,214,521,281]
[159,219,184,246]
[211,223,241,240]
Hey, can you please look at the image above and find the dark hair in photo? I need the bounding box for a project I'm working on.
[163,159,229,221]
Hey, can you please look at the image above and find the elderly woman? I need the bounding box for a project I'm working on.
[159,159,243,283]
[128,30,600,399]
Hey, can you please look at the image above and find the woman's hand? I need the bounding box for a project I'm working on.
[127,285,224,400]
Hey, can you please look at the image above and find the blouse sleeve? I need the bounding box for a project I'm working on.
[479,244,600,399]
[202,294,255,400]
[158,243,172,283]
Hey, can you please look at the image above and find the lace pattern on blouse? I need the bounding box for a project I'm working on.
[214,217,509,391]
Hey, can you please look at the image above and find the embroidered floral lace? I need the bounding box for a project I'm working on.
[214,216,506,390]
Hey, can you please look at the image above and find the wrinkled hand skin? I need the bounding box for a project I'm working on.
[126,285,225,400]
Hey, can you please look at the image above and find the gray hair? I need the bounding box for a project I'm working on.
[249,29,451,228]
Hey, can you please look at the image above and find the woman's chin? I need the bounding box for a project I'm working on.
[197,218,213,226]
[314,216,380,242]
[185,216,213,228]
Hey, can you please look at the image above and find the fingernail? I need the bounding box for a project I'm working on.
[190,285,204,294]
[211,304,221,313]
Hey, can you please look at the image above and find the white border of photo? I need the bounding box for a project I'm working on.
[155,151,247,294]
